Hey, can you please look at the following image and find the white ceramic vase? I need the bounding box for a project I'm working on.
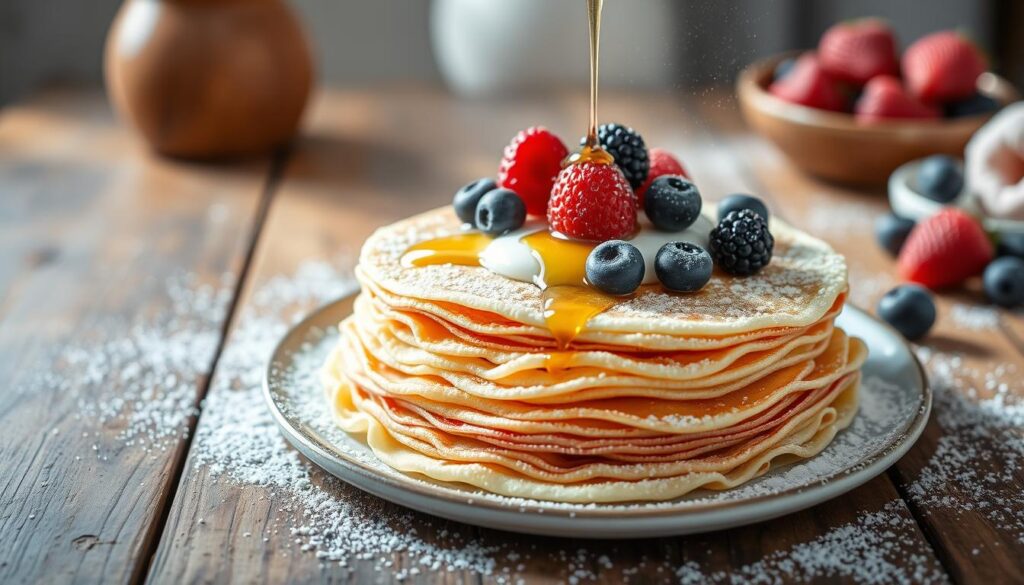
[431,0,677,96]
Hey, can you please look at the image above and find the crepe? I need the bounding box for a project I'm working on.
[322,206,864,503]
[357,208,848,339]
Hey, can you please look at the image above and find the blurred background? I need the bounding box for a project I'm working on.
[2,0,1020,107]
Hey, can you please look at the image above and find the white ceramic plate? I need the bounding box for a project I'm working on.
[889,158,1024,235]
[264,295,931,538]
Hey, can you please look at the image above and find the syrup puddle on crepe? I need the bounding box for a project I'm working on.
[399,230,616,356]
[402,233,491,268]
[520,231,616,355]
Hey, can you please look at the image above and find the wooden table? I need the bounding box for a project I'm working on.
[1,88,1021,584]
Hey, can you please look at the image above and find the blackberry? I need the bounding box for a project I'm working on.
[709,209,774,276]
[584,123,649,189]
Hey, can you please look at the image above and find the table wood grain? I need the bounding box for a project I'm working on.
[1,87,1020,584]
[0,92,272,584]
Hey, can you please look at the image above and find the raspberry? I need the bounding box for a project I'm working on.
[636,147,688,205]
[547,162,637,241]
[498,127,569,216]
[709,210,774,276]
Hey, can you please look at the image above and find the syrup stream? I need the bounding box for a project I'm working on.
[585,0,603,149]
[399,0,618,358]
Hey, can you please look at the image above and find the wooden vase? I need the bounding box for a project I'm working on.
[104,0,313,159]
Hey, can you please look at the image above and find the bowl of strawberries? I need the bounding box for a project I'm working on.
[737,19,1018,187]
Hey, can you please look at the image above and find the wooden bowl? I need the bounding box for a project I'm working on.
[736,54,1018,187]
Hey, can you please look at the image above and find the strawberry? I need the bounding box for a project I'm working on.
[854,76,941,122]
[818,19,899,86]
[897,208,993,288]
[498,126,569,216]
[636,148,688,205]
[768,54,846,112]
[903,31,986,102]
[548,162,636,241]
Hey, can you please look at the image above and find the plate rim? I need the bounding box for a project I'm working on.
[263,294,931,536]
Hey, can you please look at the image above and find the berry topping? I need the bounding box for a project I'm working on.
[548,161,637,241]
[874,213,916,257]
[655,242,713,293]
[854,76,941,123]
[984,257,1024,308]
[453,177,497,225]
[877,285,936,340]
[587,123,650,189]
[475,188,526,236]
[497,126,569,216]
[946,93,1001,118]
[718,194,769,223]
[903,31,986,103]
[637,148,688,204]
[585,240,645,296]
[768,54,846,112]
[916,155,963,203]
[897,208,993,288]
[644,176,702,232]
[709,210,774,276]
[818,19,899,86]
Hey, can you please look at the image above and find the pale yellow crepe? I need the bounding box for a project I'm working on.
[322,205,864,503]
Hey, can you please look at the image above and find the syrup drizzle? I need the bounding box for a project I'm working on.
[399,0,617,358]
[520,231,614,352]
[402,233,489,268]
[563,0,615,168]
[399,230,616,352]
[585,0,603,149]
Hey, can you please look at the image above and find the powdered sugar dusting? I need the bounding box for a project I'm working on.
[23,272,235,458]
[909,346,1024,544]
[191,260,503,576]
[676,501,946,584]
[948,303,1000,331]
[22,256,962,582]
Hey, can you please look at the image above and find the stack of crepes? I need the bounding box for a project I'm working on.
[323,207,865,503]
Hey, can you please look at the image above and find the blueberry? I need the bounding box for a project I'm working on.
[997,232,1024,259]
[773,58,796,82]
[644,175,702,231]
[877,285,936,341]
[945,93,1001,118]
[585,241,645,295]
[718,194,769,223]
[655,242,713,292]
[475,189,526,236]
[453,178,497,225]
[916,155,963,203]
[983,257,1024,308]
[874,213,916,256]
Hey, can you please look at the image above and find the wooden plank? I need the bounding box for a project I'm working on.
[151,89,948,583]
[0,91,269,584]
[697,91,1024,584]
